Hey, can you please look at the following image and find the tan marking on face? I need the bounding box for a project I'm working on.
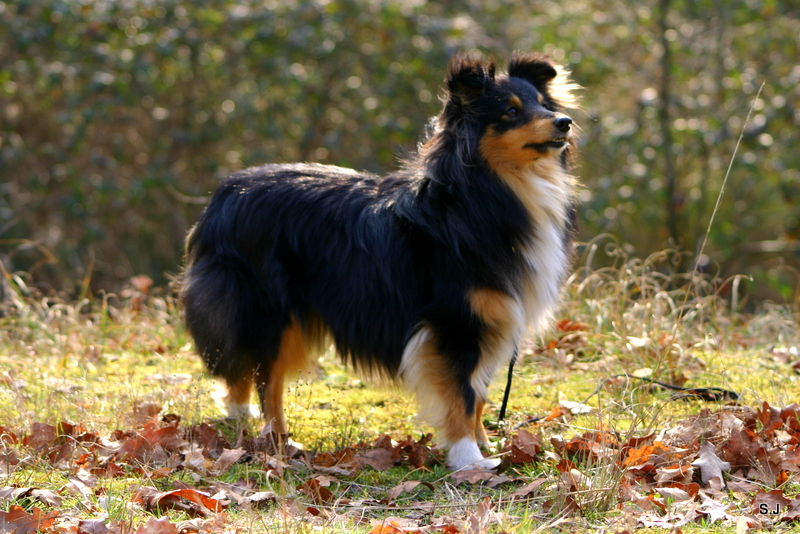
[509,95,523,110]
[479,119,561,174]
[537,93,544,104]
[479,120,574,226]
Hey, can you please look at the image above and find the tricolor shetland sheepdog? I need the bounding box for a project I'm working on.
[181,52,579,470]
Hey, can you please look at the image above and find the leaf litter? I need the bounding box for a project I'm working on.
[4,396,800,533]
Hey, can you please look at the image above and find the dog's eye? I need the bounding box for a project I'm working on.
[505,107,520,118]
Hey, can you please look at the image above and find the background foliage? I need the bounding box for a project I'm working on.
[1,0,798,301]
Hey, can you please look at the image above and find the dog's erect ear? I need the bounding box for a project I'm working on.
[446,54,495,104]
[508,53,558,91]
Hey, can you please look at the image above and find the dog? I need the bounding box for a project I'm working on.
[181,52,579,470]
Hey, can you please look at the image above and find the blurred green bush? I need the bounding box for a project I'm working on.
[1,0,798,301]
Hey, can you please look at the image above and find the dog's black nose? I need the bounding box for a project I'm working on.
[554,117,572,132]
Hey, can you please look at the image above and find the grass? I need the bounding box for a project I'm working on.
[0,248,799,532]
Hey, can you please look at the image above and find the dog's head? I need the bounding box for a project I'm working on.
[436,53,579,173]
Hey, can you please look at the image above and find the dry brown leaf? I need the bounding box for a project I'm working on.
[780,405,800,432]
[174,513,228,534]
[556,319,590,332]
[623,441,672,468]
[509,478,547,501]
[758,402,784,438]
[213,448,245,475]
[0,505,59,534]
[781,498,800,522]
[385,480,433,502]
[358,448,396,471]
[21,422,58,453]
[133,486,225,517]
[500,429,542,468]
[0,487,63,508]
[542,494,580,516]
[297,479,335,505]
[750,489,791,515]
[748,447,782,485]
[78,518,111,534]
[451,467,500,485]
[722,427,762,468]
[398,434,433,468]
[133,516,178,534]
[543,405,571,422]
[466,497,494,534]
[691,441,730,485]
[367,522,406,534]
[139,421,186,452]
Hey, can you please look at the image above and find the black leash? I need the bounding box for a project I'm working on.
[514,373,739,429]
[497,342,518,422]
[603,374,740,402]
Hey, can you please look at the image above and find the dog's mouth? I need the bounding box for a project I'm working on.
[524,137,568,152]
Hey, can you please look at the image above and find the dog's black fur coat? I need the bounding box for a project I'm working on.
[182,52,578,469]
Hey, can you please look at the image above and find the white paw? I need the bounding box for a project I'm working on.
[225,401,255,419]
[286,438,304,449]
[447,437,499,470]
[472,457,502,470]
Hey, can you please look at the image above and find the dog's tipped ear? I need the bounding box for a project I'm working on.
[446,54,495,104]
[508,52,558,90]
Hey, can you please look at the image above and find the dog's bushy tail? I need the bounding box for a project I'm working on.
[181,207,284,382]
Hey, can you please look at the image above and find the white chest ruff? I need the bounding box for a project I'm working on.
[521,218,569,333]
[517,167,573,335]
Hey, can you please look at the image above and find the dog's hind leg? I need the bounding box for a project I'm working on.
[254,318,311,436]
[225,375,254,419]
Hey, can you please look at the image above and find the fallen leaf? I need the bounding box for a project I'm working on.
[466,497,495,534]
[690,442,730,485]
[183,450,214,475]
[623,441,673,469]
[367,524,405,534]
[398,434,432,468]
[697,494,730,524]
[781,498,800,522]
[450,467,498,484]
[358,448,396,471]
[175,514,228,534]
[500,429,542,468]
[0,505,59,534]
[758,402,783,438]
[542,494,580,516]
[298,479,335,505]
[385,480,433,502]
[134,516,178,534]
[133,486,225,517]
[543,405,571,422]
[0,487,62,508]
[29,488,62,508]
[750,489,791,515]
[556,319,590,332]
[655,487,691,502]
[78,518,111,534]
[213,447,245,475]
[509,478,548,501]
